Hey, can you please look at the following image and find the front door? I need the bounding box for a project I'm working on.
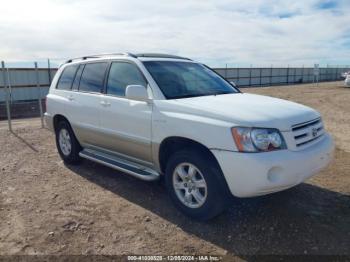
[99,61,153,164]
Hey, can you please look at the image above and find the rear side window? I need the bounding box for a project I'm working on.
[71,65,84,91]
[106,62,147,97]
[56,65,79,90]
[79,62,109,93]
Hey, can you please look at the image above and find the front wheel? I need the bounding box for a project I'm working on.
[165,149,228,221]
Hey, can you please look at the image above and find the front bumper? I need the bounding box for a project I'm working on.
[212,133,334,197]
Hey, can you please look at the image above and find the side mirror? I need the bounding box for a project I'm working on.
[125,85,149,102]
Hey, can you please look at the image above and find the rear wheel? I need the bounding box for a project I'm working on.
[55,121,81,164]
[165,149,228,221]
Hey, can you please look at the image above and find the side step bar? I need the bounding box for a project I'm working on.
[79,149,160,181]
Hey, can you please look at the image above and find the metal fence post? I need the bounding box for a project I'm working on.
[249,64,252,87]
[269,65,273,86]
[294,67,297,83]
[1,61,12,132]
[301,65,304,83]
[259,67,262,86]
[336,65,339,80]
[47,58,52,84]
[334,66,337,80]
[6,68,12,103]
[286,65,290,85]
[34,62,44,128]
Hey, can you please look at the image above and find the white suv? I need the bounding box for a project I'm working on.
[45,53,334,220]
[345,74,350,86]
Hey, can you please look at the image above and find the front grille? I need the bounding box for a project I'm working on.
[292,118,324,147]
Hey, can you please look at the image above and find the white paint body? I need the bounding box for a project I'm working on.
[345,75,350,86]
[45,55,334,198]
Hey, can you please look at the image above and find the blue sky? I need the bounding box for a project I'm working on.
[316,0,338,9]
[0,0,350,67]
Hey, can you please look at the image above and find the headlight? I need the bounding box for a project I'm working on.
[231,127,286,152]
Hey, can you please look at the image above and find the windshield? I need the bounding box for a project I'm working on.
[143,61,239,99]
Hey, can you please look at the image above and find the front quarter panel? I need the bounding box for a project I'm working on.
[152,100,237,170]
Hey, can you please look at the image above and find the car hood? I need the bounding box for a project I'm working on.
[170,93,320,131]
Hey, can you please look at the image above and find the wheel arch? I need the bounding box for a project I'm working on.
[53,114,82,164]
[158,136,232,200]
[158,136,231,194]
[158,137,210,172]
[53,114,81,146]
[53,114,70,132]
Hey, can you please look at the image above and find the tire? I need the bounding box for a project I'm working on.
[55,120,81,164]
[165,149,228,221]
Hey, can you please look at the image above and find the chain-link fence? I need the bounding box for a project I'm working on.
[214,65,350,87]
[0,61,58,131]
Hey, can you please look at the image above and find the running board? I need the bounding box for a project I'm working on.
[79,149,160,181]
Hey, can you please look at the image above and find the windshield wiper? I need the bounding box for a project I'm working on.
[171,94,208,99]
[170,91,234,99]
[213,91,233,96]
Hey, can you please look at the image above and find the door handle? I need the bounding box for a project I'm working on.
[100,100,111,107]
[67,95,74,101]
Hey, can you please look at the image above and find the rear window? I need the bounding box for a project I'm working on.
[56,64,79,90]
[79,62,109,93]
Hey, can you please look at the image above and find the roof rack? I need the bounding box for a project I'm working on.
[135,53,192,60]
[62,52,191,66]
[64,52,137,64]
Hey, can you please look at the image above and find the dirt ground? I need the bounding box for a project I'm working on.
[0,81,349,258]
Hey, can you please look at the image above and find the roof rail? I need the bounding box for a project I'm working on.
[64,52,137,64]
[135,53,192,60]
[61,52,191,67]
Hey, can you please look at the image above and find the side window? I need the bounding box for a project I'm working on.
[79,62,109,93]
[71,64,84,91]
[106,62,147,97]
[56,64,79,90]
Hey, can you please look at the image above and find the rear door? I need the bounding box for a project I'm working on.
[68,62,109,148]
[99,61,153,163]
